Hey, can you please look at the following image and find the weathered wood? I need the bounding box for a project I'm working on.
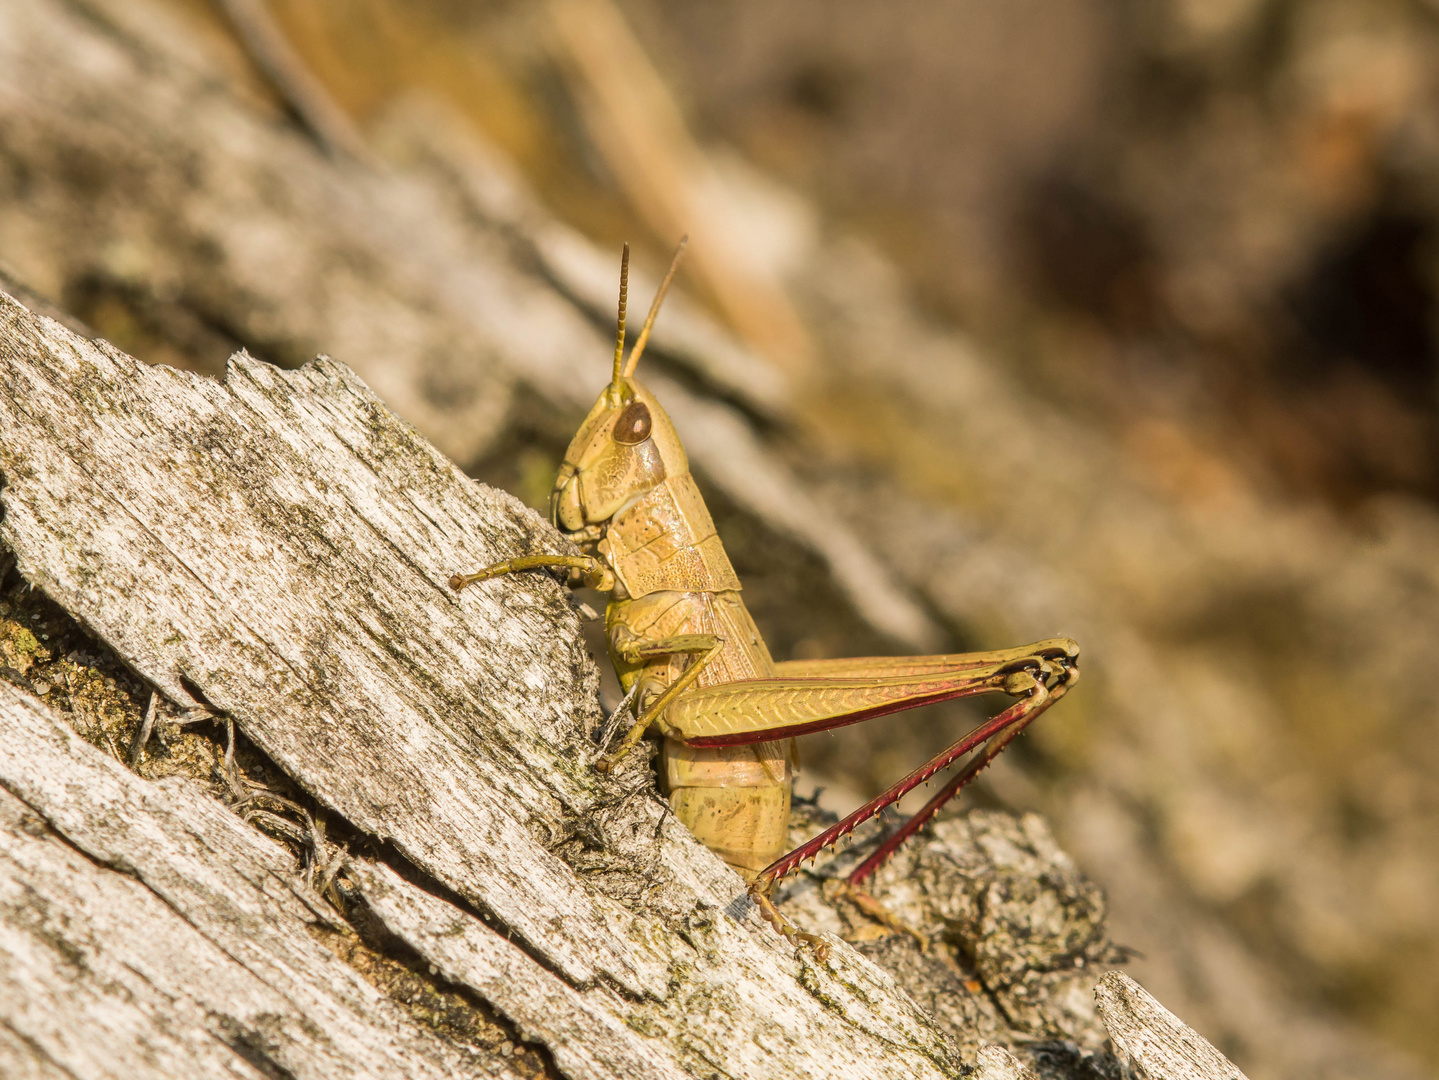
[1096,971,1249,1080]
[0,291,972,1078]
[351,861,689,1080]
[970,1046,1039,1080]
[0,681,526,1080]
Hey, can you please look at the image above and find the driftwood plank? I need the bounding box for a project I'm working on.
[0,291,967,1079]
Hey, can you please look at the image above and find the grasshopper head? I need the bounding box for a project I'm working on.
[552,238,690,533]
[552,376,686,531]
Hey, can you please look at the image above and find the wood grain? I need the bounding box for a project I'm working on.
[1097,971,1250,1080]
[0,680,523,1080]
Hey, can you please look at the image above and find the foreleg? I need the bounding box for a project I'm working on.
[449,553,612,592]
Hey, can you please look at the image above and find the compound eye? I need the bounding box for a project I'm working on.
[612,400,652,445]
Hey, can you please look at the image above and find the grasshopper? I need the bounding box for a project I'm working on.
[451,240,1079,956]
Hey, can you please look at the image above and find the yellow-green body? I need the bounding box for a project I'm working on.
[449,241,1080,950]
[604,499,793,875]
[556,377,795,876]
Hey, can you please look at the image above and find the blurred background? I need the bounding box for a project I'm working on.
[2,0,1437,1077]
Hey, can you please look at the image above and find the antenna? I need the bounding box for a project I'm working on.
[612,242,630,386]
[623,235,688,378]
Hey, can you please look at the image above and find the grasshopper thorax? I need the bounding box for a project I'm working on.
[551,375,689,532]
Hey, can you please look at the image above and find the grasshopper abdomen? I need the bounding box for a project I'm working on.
[610,586,794,876]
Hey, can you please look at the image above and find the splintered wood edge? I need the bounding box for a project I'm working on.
[1096,971,1250,1080]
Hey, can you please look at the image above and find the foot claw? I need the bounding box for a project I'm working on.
[800,934,831,963]
[748,880,832,961]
